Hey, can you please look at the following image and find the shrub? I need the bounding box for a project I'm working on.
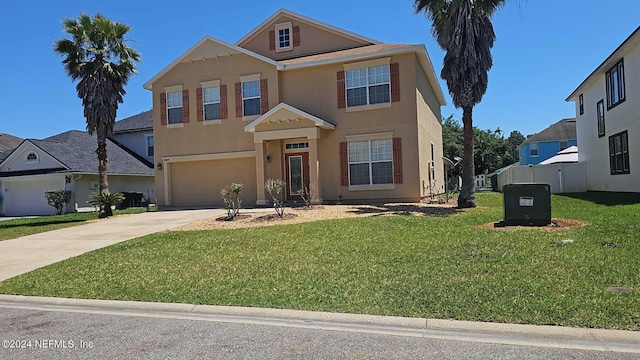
[297,183,318,208]
[265,179,286,217]
[45,190,72,215]
[88,192,125,218]
[220,183,243,219]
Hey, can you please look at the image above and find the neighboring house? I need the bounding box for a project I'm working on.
[519,118,577,165]
[566,26,639,192]
[0,130,154,216]
[540,146,579,165]
[111,110,154,164]
[0,133,23,164]
[144,9,446,207]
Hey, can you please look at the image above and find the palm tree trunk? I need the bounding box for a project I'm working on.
[97,137,112,217]
[458,105,476,208]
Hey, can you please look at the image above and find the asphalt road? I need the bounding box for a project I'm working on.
[0,303,637,360]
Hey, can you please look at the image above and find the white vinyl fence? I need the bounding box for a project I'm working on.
[496,162,586,194]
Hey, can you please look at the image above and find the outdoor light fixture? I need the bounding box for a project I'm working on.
[157,162,163,170]
[266,154,271,163]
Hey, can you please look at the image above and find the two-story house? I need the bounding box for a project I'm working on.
[566,26,639,192]
[111,110,154,165]
[519,118,577,165]
[144,9,446,207]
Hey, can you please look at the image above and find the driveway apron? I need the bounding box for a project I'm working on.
[0,209,223,282]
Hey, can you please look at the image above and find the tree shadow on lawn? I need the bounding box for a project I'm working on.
[557,191,640,206]
[0,219,86,230]
[346,203,461,217]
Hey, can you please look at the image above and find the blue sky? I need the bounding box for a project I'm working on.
[1,0,638,139]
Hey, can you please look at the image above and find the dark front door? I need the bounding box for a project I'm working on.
[285,152,309,201]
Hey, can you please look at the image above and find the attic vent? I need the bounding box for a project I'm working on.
[25,152,39,163]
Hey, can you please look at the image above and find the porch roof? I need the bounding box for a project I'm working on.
[244,103,336,133]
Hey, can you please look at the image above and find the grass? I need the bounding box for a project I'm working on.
[0,208,148,241]
[0,192,639,330]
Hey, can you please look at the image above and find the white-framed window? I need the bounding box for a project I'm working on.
[166,90,183,124]
[530,143,539,157]
[285,142,309,150]
[203,86,221,121]
[348,139,393,186]
[346,65,390,107]
[146,135,154,157]
[242,80,261,117]
[275,22,293,52]
[25,151,39,163]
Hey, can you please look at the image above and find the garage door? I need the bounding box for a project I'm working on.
[4,177,64,216]
[171,158,257,207]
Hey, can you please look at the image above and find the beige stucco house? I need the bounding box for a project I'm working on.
[144,9,446,207]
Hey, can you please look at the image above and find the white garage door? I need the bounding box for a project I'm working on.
[4,177,65,216]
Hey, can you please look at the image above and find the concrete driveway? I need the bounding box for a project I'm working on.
[0,209,224,282]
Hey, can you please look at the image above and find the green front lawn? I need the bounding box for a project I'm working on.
[0,193,639,330]
[0,208,148,241]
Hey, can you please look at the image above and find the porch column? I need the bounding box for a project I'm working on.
[308,137,322,204]
[255,141,267,206]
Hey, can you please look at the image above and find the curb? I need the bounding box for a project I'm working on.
[1,294,638,344]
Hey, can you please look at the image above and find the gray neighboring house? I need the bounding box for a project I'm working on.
[111,110,154,164]
[0,116,154,216]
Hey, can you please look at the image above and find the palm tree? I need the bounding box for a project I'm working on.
[415,0,505,208]
[54,14,140,217]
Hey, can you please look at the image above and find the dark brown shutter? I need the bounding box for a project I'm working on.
[390,63,400,102]
[182,89,190,123]
[220,85,228,119]
[160,93,167,125]
[269,30,276,50]
[337,71,346,109]
[196,87,203,122]
[293,26,300,46]
[235,82,242,118]
[393,138,403,184]
[260,79,268,115]
[340,142,348,186]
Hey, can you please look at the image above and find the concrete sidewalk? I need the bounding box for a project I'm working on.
[0,209,224,282]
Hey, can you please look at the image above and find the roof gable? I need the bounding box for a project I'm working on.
[244,103,335,133]
[144,36,282,90]
[236,9,379,48]
[0,140,67,173]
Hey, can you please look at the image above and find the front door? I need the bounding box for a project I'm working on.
[285,153,309,201]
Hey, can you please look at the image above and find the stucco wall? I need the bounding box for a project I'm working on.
[574,43,639,192]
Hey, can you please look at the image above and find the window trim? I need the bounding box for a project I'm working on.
[578,94,584,115]
[164,85,183,126]
[344,58,391,110]
[240,74,261,120]
[25,151,39,163]
[347,138,394,190]
[201,80,221,123]
[597,99,605,138]
[529,143,539,157]
[605,59,625,110]
[145,135,154,158]
[609,130,630,175]
[274,22,293,52]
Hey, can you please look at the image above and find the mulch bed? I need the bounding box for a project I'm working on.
[251,213,298,223]
[478,219,588,231]
[215,214,252,222]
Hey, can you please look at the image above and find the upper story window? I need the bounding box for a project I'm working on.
[203,86,221,121]
[529,143,539,157]
[597,99,605,138]
[579,94,584,115]
[605,59,625,109]
[346,64,390,107]
[609,131,629,175]
[242,80,261,117]
[348,139,393,186]
[146,135,154,157]
[559,141,568,151]
[166,90,183,124]
[275,22,292,52]
[25,151,39,163]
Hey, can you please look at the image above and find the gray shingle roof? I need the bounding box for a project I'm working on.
[0,133,23,151]
[113,110,153,133]
[31,130,153,175]
[524,118,577,144]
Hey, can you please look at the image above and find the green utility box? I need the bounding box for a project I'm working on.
[502,183,551,226]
